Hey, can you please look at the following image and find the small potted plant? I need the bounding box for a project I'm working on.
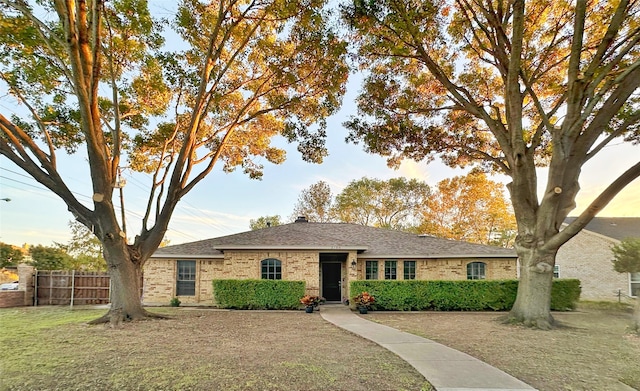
[352,291,375,314]
[300,295,324,313]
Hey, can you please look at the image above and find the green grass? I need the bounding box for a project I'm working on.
[0,306,430,391]
[577,300,634,312]
[0,307,107,391]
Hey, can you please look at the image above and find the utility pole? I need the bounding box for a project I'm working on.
[114,167,127,239]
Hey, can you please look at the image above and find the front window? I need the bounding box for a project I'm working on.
[404,261,416,280]
[261,258,281,280]
[467,262,486,280]
[553,265,560,278]
[631,273,640,297]
[365,261,378,280]
[176,260,196,296]
[385,261,397,280]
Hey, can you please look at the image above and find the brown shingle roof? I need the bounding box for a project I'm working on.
[153,222,516,259]
[564,217,640,241]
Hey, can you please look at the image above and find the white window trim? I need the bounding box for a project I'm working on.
[630,272,640,298]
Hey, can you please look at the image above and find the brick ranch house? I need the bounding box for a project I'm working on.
[143,217,518,306]
[556,217,640,302]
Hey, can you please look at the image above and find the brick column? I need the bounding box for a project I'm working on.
[17,264,35,306]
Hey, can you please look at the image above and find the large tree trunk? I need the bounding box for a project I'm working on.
[509,246,558,330]
[89,239,161,325]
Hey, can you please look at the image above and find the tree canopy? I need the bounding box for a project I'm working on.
[249,215,283,230]
[28,244,74,270]
[417,171,516,246]
[342,0,640,328]
[0,0,349,323]
[290,180,334,222]
[0,242,24,268]
[612,238,640,274]
[611,237,640,331]
[58,221,106,271]
[333,177,430,229]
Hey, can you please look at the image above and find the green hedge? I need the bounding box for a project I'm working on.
[350,279,581,311]
[212,279,305,309]
[550,278,581,310]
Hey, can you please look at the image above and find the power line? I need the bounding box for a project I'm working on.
[0,181,60,201]
[124,170,232,236]
[0,175,93,202]
[0,167,212,242]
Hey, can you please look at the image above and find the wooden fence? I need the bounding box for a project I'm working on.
[34,270,111,306]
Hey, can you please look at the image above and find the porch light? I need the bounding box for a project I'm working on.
[351,260,357,270]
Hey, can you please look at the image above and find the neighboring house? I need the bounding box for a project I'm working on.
[557,217,640,302]
[144,217,518,306]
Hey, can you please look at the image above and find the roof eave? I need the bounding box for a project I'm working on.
[214,245,367,251]
[357,253,517,259]
[150,254,224,259]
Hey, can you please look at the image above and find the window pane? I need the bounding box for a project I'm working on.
[404,261,416,280]
[365,261,378,280]
[177,260,196,296]
[631,273,640,297]
[176,281,195,296]
[467,262,486,280]
[385,261,397,280]
[261,258,282,280]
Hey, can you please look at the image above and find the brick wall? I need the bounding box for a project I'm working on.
[144,253,518,306]
[0,264,35,308]
[143,258,178,305]
[143,251,322,306]
[357,258,517,280]
[18,264,34,306]
[556,230,630,301]
[0,291,25,308]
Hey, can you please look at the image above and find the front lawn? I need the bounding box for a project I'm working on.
[0,307,429,391]
[368,302,640,391]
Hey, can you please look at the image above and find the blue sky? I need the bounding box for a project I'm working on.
[1,73,639,247]
[1,3,638,247]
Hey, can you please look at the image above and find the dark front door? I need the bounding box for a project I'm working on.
[322,262,342,302]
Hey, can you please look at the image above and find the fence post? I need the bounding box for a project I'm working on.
[34,269,38,306]
[49,272,53,305]
[70,270,75,309]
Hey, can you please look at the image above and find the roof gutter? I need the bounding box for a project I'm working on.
[356,253,517,259]
[213,245,368,251]
[150,254,225,260]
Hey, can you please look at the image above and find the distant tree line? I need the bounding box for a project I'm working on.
[1,221,106,271]
[250,171,517,247]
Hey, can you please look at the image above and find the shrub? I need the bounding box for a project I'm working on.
[550,279,581,310]
[300,295,324,307]
[212,279,305,309]
[350,279,580,311]
[169,297,181,307]
[352,291,376,308]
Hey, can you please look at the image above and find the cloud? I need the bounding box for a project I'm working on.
[398,160,431,181]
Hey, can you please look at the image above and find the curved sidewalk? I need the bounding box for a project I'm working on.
[320,305,537,391]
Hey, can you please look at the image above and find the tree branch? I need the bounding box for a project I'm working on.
[545,160,640,250]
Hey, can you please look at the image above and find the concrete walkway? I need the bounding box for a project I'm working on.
[320,305,537,391]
